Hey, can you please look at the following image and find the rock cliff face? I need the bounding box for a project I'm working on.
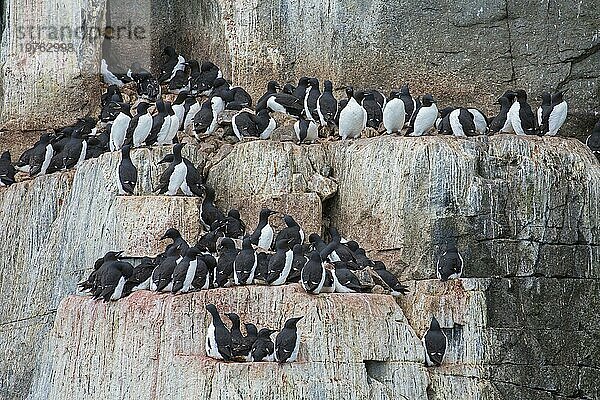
[1,0,598,137]
[0,135,598,399]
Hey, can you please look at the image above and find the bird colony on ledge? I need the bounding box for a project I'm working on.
[1,46,587,368]
[3,45,600,187]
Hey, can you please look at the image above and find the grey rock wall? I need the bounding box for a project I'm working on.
[1,0,598,138]
[0,136,598,399]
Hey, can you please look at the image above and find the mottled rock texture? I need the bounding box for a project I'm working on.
[28,287,429,400]
[0,136,598,400]
[1,0,598,138]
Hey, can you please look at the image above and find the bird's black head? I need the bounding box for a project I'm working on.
[282,83,295,95]
[308,233,322,243]
[400,82,410,95]
[160,227,181,240]
[220,237,236,250]
[373,260,386,270]
[323,80,334,92]
[501,90,516,103]
[363,91,375,101]
[257,328,277,338]
[163,46,177,57]
[200,61,217,71]
[298,77,310,86]
[345,240,359,252]
[514,89,527,101]
[225,312,240,324]
[284,316,304,328]
[186,59,199,70]
[539,92,551,105]
[245,323,258,336]
[439,106,455,118]
[422,94,436,106]
[430,316,441,331]
[228,209,241,219]
[267,81,280,92]
[354,90,366,103]
[259,208,276,219]
[496,96,510,107]
[345,86,354,99]
[242,237,253,249]
[388,90,400,99]
[104,250,124,261]
[173,142,185,156]
[308,77,319,88]
[213,78,228,88]
[206,303,218,314]
[552,89,567,104]
[136,101,151,114]
[121,144,132,158]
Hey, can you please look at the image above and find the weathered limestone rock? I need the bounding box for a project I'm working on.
[0,145,204,399]
[307,173,338,200]
[206,136,600,280]
[28,286,429,400]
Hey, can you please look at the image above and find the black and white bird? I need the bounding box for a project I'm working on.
[275,215,304,248]
[449,108,476,137]
[200,186,225,230]
[123,257,155,293]
[233,237,257,285]
[293,77,310,100]
[215,209,246,239]
[275,316,303,363]
[215,238,239,287]
[183,98,201,134]
[586,119,600,154]
[300,251,326,294]
[171,92,190,131]
[338,87,367,140]
[321,269,336,293]
[156,143,190,196]
[117,145,137,195]
[361,91,383,129]
[383,91,406,134]
[0,151,16,186]
[191,255,211,290]
[283,83,296,95]
[408,94,438,136]
[399,83,417,126]
[232,111,258,141]
[250,328,277,362]
[544,90,568,136]
[256,81,280,112]
[255,109,276,139]
[27,133,54,177]
[467,109,488,135]
[423,316,447,367]
[294,117,319,144]
[537,92,551,133]
[129,62,160,102]
[508,89,537,135]
[205,304,233,361]
[226,313,250,361]
[193,99,214,139]
[304,78,321,121]
[93,259,134,302]
[266,93,304,117]
[288,243,308,282]
[157,102,179,145]
[171,247,203,293]
[150,246,178,292]
[78,251,121,293]
[332,263,364,293]
[48,128,88,171]
[190,61,222,95]
[127,102,153,147]
[317,80,337,126]
[266,239,294,285]
[249,208,277,249]
[109,102,132,151]
[436,243,464,281]
[146,98,169,145]
[168,69,189,94]
[158,46,186,84]
[371,261,409,296]
[488,96,512,134]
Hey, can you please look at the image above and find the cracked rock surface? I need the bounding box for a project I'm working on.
[0,136,598,399]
